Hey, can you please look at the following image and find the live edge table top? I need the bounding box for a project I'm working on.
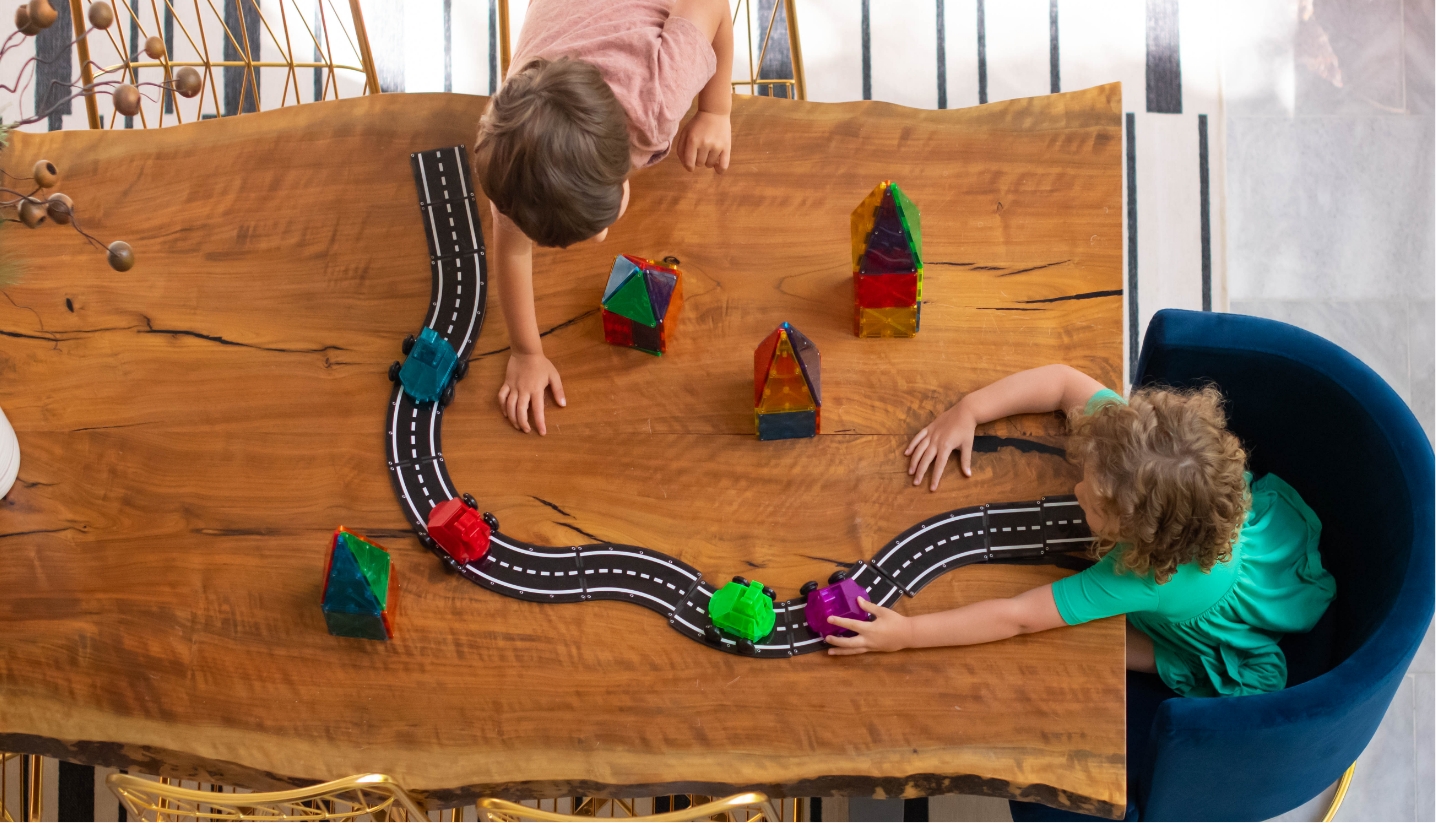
[0,85,1126,817]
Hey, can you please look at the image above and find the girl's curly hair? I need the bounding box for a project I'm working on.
[1068,386,1250,584]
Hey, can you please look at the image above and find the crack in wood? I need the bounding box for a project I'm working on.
[971,435,1066,458]
[0,527,72,539]
[532,497,573,517]
[797,554,851,568]
[140,317,348,354]
[1018,289,1122,304]
[472,309,598,359]
[554,521,603,542]
[998,259,1072,277]
[69,422,152,432]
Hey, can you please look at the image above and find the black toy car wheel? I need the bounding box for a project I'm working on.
[732,575,748,587]
[440,382,455,407]
[402,334,416,355]
[704,625,722,645]
[761,586,776,600]
[828,569,849,585]
[800,580,818,597]
[463,493,478,510]
[482,511,500,531]
[737,639,756,655]
[455,359,470,380]
[388,361,401,383]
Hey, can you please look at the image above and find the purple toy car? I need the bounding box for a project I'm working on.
[801,574,873,637]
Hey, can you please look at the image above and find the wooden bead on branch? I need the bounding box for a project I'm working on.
[107,241,135,272]
[18,198,47,228]
[174,67,202,98]
[46,193,72,225]
[114,83,141,117]
[144,35,165,59]
[32,159,58,188]
[26,0,56,28]
[87,0,112,29]
[15,5,39,35]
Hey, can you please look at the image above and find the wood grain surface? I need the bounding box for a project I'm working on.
[0,85,1127,817]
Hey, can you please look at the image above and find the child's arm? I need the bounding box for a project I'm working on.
[492,203,566,435]
[907,364,1107,490]
[672,0,733,173]
[825,585,1066,655]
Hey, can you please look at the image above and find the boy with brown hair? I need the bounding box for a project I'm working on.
[827,364,1336,699]
[475,0,734,435]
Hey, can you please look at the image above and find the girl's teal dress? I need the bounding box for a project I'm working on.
[1051,389,1337,697]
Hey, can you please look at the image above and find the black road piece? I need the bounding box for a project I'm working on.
[384,147,1096,658]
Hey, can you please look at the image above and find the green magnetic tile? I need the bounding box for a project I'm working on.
[341,532,391,610]
[890,182,923,268]
[603,270,656,326]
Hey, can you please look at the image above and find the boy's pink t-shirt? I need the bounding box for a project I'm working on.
[509,0,717,170]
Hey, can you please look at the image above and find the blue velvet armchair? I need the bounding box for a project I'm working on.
[1011,309,1435,821]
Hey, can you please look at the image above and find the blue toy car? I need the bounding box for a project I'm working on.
[389,327,466,406]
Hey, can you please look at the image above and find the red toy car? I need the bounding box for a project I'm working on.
[426,495,492,564]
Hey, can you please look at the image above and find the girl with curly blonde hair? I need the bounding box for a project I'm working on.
[826,365,1336,697]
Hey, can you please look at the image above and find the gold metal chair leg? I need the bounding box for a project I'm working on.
[23,756,41,823]
[0,753,12,823]
[1321,763,1356,823]
[497,0,511,82]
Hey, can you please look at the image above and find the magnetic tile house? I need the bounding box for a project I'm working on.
[754,322,820,440]
[321,527,399,641]
[851,181,922,337]
[601,254,684,355]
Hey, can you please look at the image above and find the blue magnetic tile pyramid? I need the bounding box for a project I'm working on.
[321,527,398,641]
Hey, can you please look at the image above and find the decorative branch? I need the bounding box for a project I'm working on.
[2,1,138,273]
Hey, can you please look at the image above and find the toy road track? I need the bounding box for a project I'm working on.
[385,146,1095,658]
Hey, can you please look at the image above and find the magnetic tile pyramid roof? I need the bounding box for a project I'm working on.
[323,529,392,614]
[603,255,680,327]
[851,181,922,273]
[754,322,821,413]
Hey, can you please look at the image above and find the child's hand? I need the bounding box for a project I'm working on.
[825,598,912,655]
[498,352,566,435]
[905,403,978,490]
[676,111,731,174]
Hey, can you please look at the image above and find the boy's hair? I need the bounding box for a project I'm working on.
[474,57,631,248]
[1068,385,1250,584]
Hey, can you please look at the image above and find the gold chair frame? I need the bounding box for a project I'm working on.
[0,753,43,823]
[106,771,428,821]
[478,791,777,822]
[728,0,805,100]
[494,0,805,100]
[67,0,381,130]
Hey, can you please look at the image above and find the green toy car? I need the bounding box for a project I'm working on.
[706,576,777,653]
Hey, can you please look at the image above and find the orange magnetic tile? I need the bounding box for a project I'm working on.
[850,181,888,270]
[856,306,919,338]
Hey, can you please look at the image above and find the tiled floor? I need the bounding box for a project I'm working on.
[1,0,1431,821]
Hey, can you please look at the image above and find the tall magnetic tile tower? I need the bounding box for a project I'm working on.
[851,181,922,337]
[601,254,684,355]
[754,322,821,440]
[321,527,399,640]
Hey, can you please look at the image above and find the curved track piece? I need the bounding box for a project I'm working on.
[386,147,487,532]
[385,146,1095,657]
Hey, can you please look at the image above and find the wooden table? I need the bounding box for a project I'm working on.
[0,85,1127,817]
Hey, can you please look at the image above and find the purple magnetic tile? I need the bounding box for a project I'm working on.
[783,323,822,404]
[644,267,678,320]
[804,577,871,637]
